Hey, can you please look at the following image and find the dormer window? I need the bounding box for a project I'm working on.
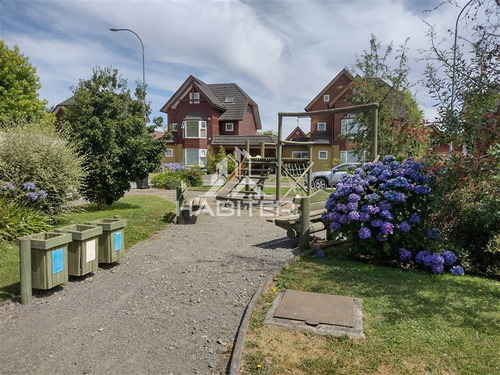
[323,94,330,102]
[225,123,234,132]
[317,122,326,132]
[189,92,200,104]
[224,96,234,103]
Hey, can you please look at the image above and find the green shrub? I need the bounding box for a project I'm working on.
[0,124,83,220]
[206,147,235,174]
[151,173,181,190]
[152,163,203,188]
[430,151,500,277]
[0,199,50,241]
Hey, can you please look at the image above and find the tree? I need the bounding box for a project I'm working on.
[63,66,165,209]
[424,0,499,155]
[260,129,278,136]
[348,35,427,159]
[0,40,49,124]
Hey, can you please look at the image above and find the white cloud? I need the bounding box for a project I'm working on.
[2,0,469,135]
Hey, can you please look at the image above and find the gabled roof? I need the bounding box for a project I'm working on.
[285,126,308,141]
[305,68,354,111]
[160,76,262,129]
[52,96,75,116]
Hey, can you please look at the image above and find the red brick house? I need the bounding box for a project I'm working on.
[160,75,268,165]
[304,68,361,166]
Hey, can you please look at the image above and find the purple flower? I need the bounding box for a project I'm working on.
[426,254,445,274]
[378,201,393,211]
[383,191,397,201]
[39,190,48,199]
[427,228,440,240]
[394,193,406,203]
[410,213,420,224]
[397,221,411,233]
[338,214,348,224]
[379,170,393,181]
[1,182,15,191]
[22,182,36,190]
[365,175,378,184]
[399,248,412,262]
[359,212,371,222]
[380,210,394,221]
[354,168,365,176]
[330,222,341,231]
[348,193,361,202]
[370,167,382,176]
[347,202,358,211]
[380,221,394,235]
[26,192,39,201]
[359,227,372,239]
[354,184,364,194]
[370,219,383,228]
[322,212,328,222]
[442,251,457,266]
[365,205,379,215]
[450,265,465,276]
[366,193,380,202]
[316,248,325,258]
[416,250,430,264]
[382,155,395,164]
[415,185,431,195]
[347,211,360,222]
[390,161,400,169]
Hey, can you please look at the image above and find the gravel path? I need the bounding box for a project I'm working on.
[0,192,298,375]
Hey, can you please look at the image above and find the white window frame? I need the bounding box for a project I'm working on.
[291,151,309,159]
[323,94,330,102]
[165,149,173,158]
[225,123,234,132]
[317,122,327,132]
[318,150,328,160]
[183,149,207,166]
[189,92,200,104]
[171,123,177,132]
[340,150,360,164]
[182,120,207,139]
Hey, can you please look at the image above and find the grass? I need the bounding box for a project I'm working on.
[0,195,175,303]
[241,250,500,374]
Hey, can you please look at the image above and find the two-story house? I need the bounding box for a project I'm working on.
[160,75,274,165]
[283,69,361,170]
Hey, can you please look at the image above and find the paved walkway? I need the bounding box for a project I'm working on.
[0,190,298,374]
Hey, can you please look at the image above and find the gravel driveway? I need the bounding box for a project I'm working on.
[0,192,297,374]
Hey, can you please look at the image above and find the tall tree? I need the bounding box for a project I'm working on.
[347,35,426,159]
[63,66,164,209]
[0,40,48,124]
[424,0,499,154]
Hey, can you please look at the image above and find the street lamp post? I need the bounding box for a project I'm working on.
[109,28,146,122]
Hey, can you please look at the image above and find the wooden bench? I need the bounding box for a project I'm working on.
[176,181,205,224]
[269,190,330,249]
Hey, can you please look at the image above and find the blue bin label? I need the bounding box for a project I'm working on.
[52,248,64,274]
[113,231,122,251]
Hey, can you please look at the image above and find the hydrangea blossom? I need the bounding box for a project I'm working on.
[397,221,411,233]
[450,265,465,276]
[442,251,457,266]
[399,248,412,262]
[359,227,371,239]
[22,182,36,190]
[427,228,441,240]
[410,213,420,223]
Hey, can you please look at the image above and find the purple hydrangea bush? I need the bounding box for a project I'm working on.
[322,155,464,275]
[0,180,49,206]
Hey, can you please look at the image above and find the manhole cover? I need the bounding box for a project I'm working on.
[273,289,355,327]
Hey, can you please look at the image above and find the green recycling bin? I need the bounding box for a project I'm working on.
[85,216,127,264]
[55,224,103,276]
[17,232,72,290]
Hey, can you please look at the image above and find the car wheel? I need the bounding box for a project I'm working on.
[314,178,328,189]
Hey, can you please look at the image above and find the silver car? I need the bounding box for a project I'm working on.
[311,163,360,189]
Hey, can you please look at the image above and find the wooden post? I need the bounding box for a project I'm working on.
[246,139,250,155]
[260,141,265,158]
[307,145,312,196]
[298,196,310,250]
[276,114,283,202]
[19,237,32,304]
[371,106,378,161]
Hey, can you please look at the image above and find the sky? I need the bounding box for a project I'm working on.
[0,0,481,135]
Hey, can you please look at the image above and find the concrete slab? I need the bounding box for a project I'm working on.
[264,289,365,340]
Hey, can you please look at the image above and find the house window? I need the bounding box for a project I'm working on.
[189,92,200,104]
[292,151,309,158]
[317,122,326,132]
[323,94,330,102]
[165,149,173,158]
[340,150,360,164]
[183,120,207,139]
[318,150,328,160]
[171,123,177,132]
[184,149,206,166]
[225,123,234,132]
[224,96,234,103]
[341,117,360,136]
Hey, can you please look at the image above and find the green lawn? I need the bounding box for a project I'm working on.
[242,250,500,374]
[0,195,175,302]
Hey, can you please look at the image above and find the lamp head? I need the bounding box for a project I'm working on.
[109,28,118,32]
